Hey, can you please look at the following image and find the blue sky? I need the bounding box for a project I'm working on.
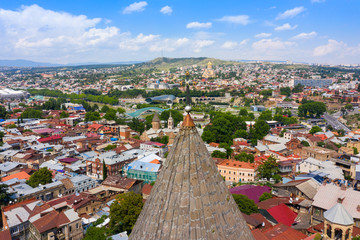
[0,0,359,64]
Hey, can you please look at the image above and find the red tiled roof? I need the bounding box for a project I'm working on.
[142,184,153,195]
[31,211,69,233]
[264,224,308,240]
[38,135,62,143]
[267,204,297,227]
[252,228,270,240]
[1,171,30,182]
[0,229,11,240]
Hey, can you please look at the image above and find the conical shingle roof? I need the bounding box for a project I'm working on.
[324,203,354,226]
[152,113,160,122]
[130,112,254,240]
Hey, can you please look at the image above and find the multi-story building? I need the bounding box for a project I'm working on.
[125,160,161,183]
[291,79,333,88]
[217,159,256,183]
[70,175,98,193]
[140,142,168,157]
[85,149,143,180]
[28,209,83,240]
[300,146,338,161]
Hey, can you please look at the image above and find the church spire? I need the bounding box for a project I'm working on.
[130,106,254,240]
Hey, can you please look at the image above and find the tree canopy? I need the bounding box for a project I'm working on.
[309,126,322,134]
[298,102,326,118]
[202,112,246,144]
[21,108,43,119]
[257,156,279,180]
[259,192,272,202]
[0,184,11,206]
[109,192,144,234]
[27,167,53,188]
[232,194,259,215]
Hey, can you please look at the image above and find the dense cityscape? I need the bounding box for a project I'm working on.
[0,57,358,240]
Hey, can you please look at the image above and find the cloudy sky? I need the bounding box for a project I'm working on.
[0,0,359,64]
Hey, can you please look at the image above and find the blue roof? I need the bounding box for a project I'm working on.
[127,160,160,173]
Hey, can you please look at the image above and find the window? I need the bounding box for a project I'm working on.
[76,223,79,229]
[69,226,72,232]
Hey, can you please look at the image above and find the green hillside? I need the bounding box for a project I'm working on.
[135,57,241,70]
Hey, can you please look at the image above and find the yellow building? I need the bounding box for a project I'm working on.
[217,159,256,183]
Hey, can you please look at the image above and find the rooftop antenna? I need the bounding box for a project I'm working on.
[185,71,191,106]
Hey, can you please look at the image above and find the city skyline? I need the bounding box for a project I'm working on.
[0,0,359,65]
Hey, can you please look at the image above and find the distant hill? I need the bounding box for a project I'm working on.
[0,59,62,67]
[136,57,241,70]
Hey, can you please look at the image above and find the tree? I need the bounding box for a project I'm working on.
[280,87,291,97]
[298,102,326,118]
[239,109,248,116]
[257,156,279,180]
[353,147,359,155]
[103,160,108,180]
[100,105,110,113]
[232,194,259,215]
[259,192,272,202]
[104,144,117,151]
[292,84,304,93]
[234,152,254,163]
[83,227,107,240]
[258,110,273,121]
[253,120,270,139]
[27,167,52,187]
[0,105,7,119]
[310,126,322,134]
[301,140,310,147]
[234,129,248,139]
[128,118,145,134]
[85,112,101,122]
[0,184,11,206]
[211,150,227,159]
[109,192,144,234]
[117,107,126,114]
[21,108,43,119]
[345,103,353,110]
[103,109,117,121]
[59,111,69,118]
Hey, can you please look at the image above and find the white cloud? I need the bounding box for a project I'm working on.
[220,40,248,49]
[221,41,238,49]
[160,6,172,15]
[0,4,119,51]
[192,40,214,52]
[217,15,250,25]
[252,39,295,51]
[148,37,189,52]
[291,31,317,40]
[313,39,346,56]
[255,33,272,38]
[186,22,212,29]
[123,1,148,14]
[275,23,297,31]
[119,33,160,51]
[276,6,306,20]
